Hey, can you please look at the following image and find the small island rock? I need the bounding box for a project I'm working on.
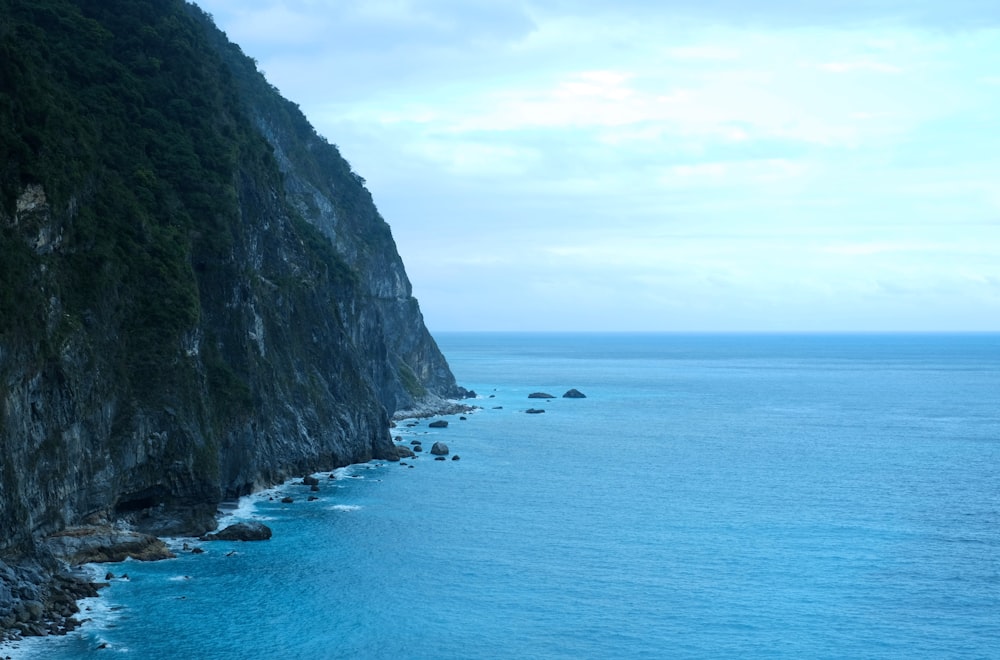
[430,441,449,456]
[526,408,545,414]
[562,389,587,398]
[528,392,555,399]
[428,420,449,428]
[203,521,272,542]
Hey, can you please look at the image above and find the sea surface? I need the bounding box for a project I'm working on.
[9,333,1000,659]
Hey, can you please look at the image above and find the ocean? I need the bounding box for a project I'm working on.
[8,332,1000,658]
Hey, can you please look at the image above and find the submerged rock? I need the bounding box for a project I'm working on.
[202,522,272,542]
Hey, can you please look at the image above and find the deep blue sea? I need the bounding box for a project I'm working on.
[8,333,1000,659]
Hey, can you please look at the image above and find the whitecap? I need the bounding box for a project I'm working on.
[327,504,362,512]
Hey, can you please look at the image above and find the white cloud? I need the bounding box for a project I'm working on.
[197,0,1000,330]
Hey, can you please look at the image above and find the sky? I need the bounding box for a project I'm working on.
[194,0,1000,332]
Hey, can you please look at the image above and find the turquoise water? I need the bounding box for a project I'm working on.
[10,333,1000,658]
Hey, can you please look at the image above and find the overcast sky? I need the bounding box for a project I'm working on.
[195,0,1000,331]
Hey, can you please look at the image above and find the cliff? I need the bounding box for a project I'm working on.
[0,0,466,633]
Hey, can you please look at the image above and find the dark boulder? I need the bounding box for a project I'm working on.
[413,445,423,452]
[280,497,294,504]
[428,420,449,428]
[395,445,415,458]
[435,456,447,461]
[202,522,272,542]
[301,475,320,486]
[430,442,449,456]
[451,455,461,461]
[563,388,587,398]
[528,392,555,399]
[526,408,545,414]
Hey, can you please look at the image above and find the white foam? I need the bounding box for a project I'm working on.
[327,504,362,512]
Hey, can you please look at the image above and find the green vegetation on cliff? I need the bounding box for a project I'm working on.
[0,0,464,569]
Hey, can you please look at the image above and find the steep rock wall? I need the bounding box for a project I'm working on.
[0,0,463,560]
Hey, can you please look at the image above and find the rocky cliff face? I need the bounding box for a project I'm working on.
[0,0,466,570]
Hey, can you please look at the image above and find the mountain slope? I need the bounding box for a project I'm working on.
[0,0,465,569]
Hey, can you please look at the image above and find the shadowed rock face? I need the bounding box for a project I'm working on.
[0,0,463,560]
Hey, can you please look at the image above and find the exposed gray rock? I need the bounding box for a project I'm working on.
[42,527,176,564]
[428,420,449,428]
[202,522,272,542]
[395,445,415,459]
[430,442,449,456]
[563,389,587,398]
[528,392,555,399]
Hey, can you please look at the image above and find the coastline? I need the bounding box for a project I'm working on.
[0,398,474,654]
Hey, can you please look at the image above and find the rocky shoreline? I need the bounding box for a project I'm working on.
[0,400,475,646]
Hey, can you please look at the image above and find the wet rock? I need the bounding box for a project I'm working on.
[301,476,320,487]
[434,456,446,461]
[428,420,448,428]
[395,445,415,458]
[413,445,423,452]
[202,522,272,542]
[430,442,449,456]
[528,392,554,399]
[452,455,460,461]
[43,527,175,564]
[310,485,320,492]
[280,497,294,504]
[526,408,545,414]
[563,388,587,398]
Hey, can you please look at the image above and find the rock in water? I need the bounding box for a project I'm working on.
[202,522,272,542]
[526,408,545,414]
[430,442,450,456]
[528,392,555,399]
[395,445,415,458]
[428,420,449,428]
[562,388,587,398]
